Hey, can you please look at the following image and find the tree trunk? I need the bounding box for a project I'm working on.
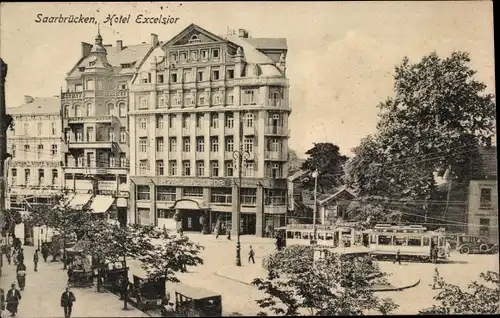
[123,254,128,310]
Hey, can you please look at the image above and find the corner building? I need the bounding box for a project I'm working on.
[129,24,291,236]
[61,30,159,225]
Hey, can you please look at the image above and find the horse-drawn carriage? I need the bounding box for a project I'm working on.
[66,246,93,288]
[130,275,167,311]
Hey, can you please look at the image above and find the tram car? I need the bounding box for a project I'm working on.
[276,222,361,248]
[363,224,448,261]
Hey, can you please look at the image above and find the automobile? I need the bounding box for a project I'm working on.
[456,234,498,254]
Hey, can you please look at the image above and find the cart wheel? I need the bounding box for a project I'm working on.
[479,244,489,253]
[460,245,470,254]
[490,246,498,254]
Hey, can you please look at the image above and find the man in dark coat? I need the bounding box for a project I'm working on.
[60,287,76,318]
[16,249,24,265]
[6,283,22,317]
[41,244,49,262]
[33,249,39,272]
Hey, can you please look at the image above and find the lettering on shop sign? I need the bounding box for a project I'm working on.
[159,178,230,187]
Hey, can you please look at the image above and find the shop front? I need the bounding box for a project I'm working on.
[170,199,210,233]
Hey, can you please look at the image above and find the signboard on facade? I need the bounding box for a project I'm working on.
[98,180,117,191]
[158,178,231,187]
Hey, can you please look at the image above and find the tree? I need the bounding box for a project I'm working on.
[419,271,500,315]
[300,143,348,193]
[252,245,398,316]
[140,231,204,283]
[287,149,304,177]
[1,209,22,238]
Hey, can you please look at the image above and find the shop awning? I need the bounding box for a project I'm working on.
[69,194,92,209]
[90,195,115,214]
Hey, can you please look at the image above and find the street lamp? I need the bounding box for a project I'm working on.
[233,144,250,267]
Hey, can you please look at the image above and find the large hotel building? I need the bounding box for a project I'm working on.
[128,24,291,236]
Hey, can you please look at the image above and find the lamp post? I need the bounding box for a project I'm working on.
[233,140,250,267]
[311,170,319,245]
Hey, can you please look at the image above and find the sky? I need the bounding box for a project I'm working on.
[0,1,495,157]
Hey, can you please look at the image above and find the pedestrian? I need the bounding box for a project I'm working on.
[215,218,221,239]
[432,267,442,290]
[6,246,12,265]
[16,267,26,291]
[41,244,49,262]
[227,224,231,240]
[16,249,24,266]
[33,249,39,272]
[0,287,5,312]
[248,246,255,264]
[393,249,401,265]
[6,283,21,317]
[445,241,451,257]
[60,287,76,318]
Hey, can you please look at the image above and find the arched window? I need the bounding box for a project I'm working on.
[64,105,70,118]
[75,105,82,117]
[52,169,58,185]
[245,113,254,127]
[24,168,31,184]
[87,103,94,116]
[118,102,126,117]
[107,103,115,116]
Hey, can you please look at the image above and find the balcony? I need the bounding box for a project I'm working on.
[61,92,83,100]
[67,140,115,149]
[225,127,235,135]
[182,128,191,136]
[181,152,191,160]
[268,98,284,107]
[210,152,220,160]
[265,126,288,136]
[243,126,256,136]
[64,166,128,175]
[96,90,128,98]
[265,151,287,161]
[68,115,118,125]
[195,152,205,160]
[210,127,221,135]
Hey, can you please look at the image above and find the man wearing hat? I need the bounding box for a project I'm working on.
[60,286,76,318]
[6,283,22,317]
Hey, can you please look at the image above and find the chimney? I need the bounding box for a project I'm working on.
[24,95,34,104]
[116,40,123,52]
[81,42,93,57]
[151,33,159,47]
[238,29,249,38]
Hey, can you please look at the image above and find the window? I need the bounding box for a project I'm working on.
[480,188,492,208]
[183,161,191,176]
[11,168,17,185]
[169,137,177,152]
[24,144,30,153]
[156,115,164,129]
[52,169,58,185]
[212,49,219,59]
[182,114,190,128]
[225,113,234,128]
[169,160,177,175]
[157,186,176,202]
[197,70,204,82]
[107,103,115,116]
[245,112,254,127]
[139,118,147,130]
[139,97,148,110]
[119,82,127,90]
[24,169,30,184]
[23,123,29,135]
[137,185,150,200]
[212,90,221,105]
[243,89,256,105]
[156,137,164,152]
[139,160,149,175]
[241,188,257,205]
[196,137,205,152]
[120,128,127,143]
[211,188,232,204]
[265,189,286,205]
[87,103,94,116]
[211,161,219,177]
[156,160,164,175]
[190,51,198,60]
[37,144,44,157]
[268,138,283,152]
[119,103,126,117]
[170,72,178,83]
[182,137,191,152]
[139,138,148,152]
[225,161,233,177]
[196,114,204,128]
[51,144,58,156]
[407,236,422,246]
[109,155,116,167]
[158,209,176,219]
[211,114,219,128]
[243,137,253,153]
[185,93,193,106]
[158,74,164,84]
[171,53,177,62]
[267,162,282,178]
[75,105,83,117]
[201,50,208,60]
[37,123,43,135]
[225,137,234,152]
[199,94,205,106]
[11,145,15,158]
[38,169,45,184]
[212,70,220,80]
[378,235,392,245]
[184,187,203,197]
[75,84,83,92]
[169,115,176,129]
[180,52,187,61]
[227,90,234,105]
[108,128,115,142]
[245,163,254,177]
[196,161,205,176]
[210,137,219,152]
[183,70,192,82]
[227,69,234,79]
[120,154,127,168]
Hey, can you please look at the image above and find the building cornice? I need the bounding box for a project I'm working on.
[129,106,292,116]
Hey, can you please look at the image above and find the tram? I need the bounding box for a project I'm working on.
[275,222,362,248]
[363,224,448,261]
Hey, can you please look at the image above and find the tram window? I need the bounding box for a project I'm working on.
[317,233,325,240]
[294,232,302,239]
[378,235,392,245]
[303,232,310,240]
[423,237,430,246]
[325,233,333,240]
[394,236,407,246]
[287,231,293,239]
[438,237,444,246]
[407,237,422,246]
[370,235,377,244]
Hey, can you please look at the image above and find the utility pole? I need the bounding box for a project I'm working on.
[0,58,12,277]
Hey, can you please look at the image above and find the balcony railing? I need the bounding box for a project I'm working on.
[268,98,284,107]
[264,151,287,161]
[67,140,115,149]
[265,126,288,136]
[68,115,118,124]
[64,166,128,175]
[61,92,83,100]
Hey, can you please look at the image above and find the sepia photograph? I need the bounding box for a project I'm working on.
[0,1,497,317]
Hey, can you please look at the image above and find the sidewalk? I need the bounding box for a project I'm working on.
[214,258,269,285]
[185,233,276,246]
[1,246,147,318]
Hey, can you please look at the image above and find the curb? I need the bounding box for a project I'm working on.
[214,270,253,286]
[370,279,420,292]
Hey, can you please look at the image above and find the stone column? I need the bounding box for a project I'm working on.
[231,184,239,236]
[149,183,156,226]
[129,180,136,224]
[255,185,264,237]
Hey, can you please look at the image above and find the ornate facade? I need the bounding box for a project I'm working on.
[128,24,291,237]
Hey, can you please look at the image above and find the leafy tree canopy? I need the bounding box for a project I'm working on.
[253,245,398,316]
[301,143,348,193]
[287,149,304,177]
[419,271,500,315]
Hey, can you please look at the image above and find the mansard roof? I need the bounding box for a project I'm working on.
[9,97,60,116]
